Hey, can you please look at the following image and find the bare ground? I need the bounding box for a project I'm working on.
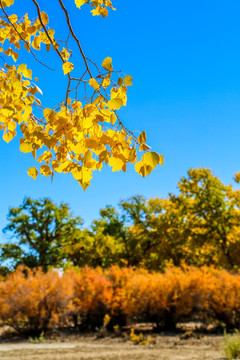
[0,334,226,360]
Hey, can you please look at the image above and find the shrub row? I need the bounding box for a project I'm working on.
[0,266,239,334]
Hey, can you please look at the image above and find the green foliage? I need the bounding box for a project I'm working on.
[29,331,45,343]
[93,168,240,271]
[2,168,240,272]
[1,197,83,271]
[224,331,240,359]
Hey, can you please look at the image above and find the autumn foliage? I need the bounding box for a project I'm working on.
[0,0,163,189]
[0,267,75,334]
[1,169,240,333]
[1,265,240,333]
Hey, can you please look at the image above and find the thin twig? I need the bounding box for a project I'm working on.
[32,0,63,62]
[86,57,103,76]
[31,0,72,104]
[57,0,93,78]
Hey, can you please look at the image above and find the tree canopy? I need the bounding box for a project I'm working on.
[2,168,240,273]
[1,197,83,271]
[0,0,163,190]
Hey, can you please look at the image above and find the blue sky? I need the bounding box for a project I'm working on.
[1,0,240,236]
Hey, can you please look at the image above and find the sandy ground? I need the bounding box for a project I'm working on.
[0,335,226,360]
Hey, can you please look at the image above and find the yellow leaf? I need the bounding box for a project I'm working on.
[75,0,88,8]
[110,113,117,125]
[3,131,15,143]
[82,117,93,129]
[7,121,17,132]
[52,160,62,173]
[27,25,36,34]
[111,86,127,105]
[89,78,100,90]
[109,157,124,171]
[72,169,82,181]
[80,181,90,191]
[138,130,146,144]
[135,161,152,177]
[118,77,123,86]
[27,167,38,180]
[43,108,56,123]
[142,151,162,169]
[102,77,111,88]
[81,167,92,183]
[32,36,41,50]
[134,161,143,175]
[40,165,52,177]
[24,42,30,52]
[72,167,92,183]
[124,75,133,86]
[92,6,108,18]
[60,47,70,61]
[107,98,123,110]
[8,14,18,23]
[158,154,164,166]
[102,57,113,71]
[41,11,49,25]
[1,0,14,7]
[139,143,151,151]
[12,51,19,62]
[37,151,52,163]
[20,142,33,153]
[84,150,92,163]
[17,64,32,79]
[62,61,74,75]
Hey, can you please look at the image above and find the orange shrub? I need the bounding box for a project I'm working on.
[0,265,240,333]
[107,266,203,329]
[105,266,135,326]
[201,267,240,329]
[73,267,113,330]
[0,267,74,334]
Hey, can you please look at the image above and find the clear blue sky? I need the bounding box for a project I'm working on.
[1,0,240,236]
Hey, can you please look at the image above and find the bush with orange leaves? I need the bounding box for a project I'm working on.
[0,266,75,335]
[200,267,240,329]
[105,266,203,330]
[1,266,240,333]
[104,266,240,330]
[72,267,113,330]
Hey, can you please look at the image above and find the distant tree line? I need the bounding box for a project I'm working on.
[1,167,240,274]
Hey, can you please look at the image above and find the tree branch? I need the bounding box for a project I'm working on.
[31,0,72,104]
[0,2,55,71]
[57,0,93,78]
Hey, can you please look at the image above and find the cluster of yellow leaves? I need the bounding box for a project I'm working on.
[75,0,115,18]
[0,0,163,189]
[1,0,14,8]
[0,63,40,143]
[0,10,56,56]
[21,95,140,189]
[135,151,164,177]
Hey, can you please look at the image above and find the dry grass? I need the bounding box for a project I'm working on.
[0,333,225,360]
